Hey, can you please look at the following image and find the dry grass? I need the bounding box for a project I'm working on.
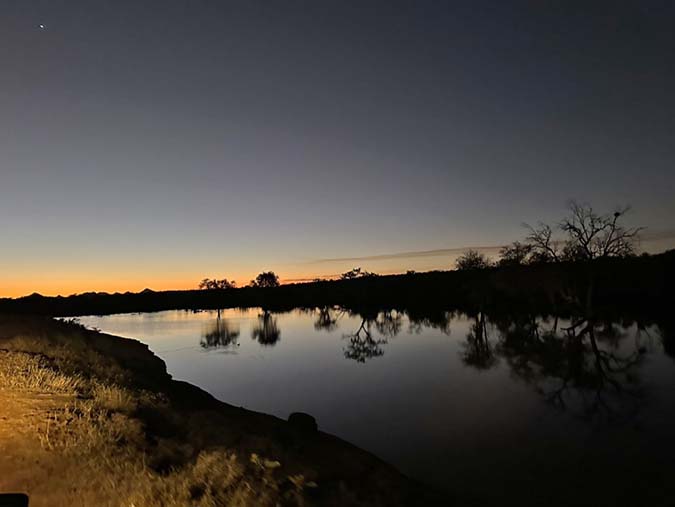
[0,333,129,385]
[0,351,83,393]
[0,331,309,507]
[90,382,139,413]
[125,451,311,507]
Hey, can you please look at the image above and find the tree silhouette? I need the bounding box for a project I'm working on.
[249,271,280,288]
[559,201,642,261]
[498,241,533,267]
[520,202,645,313]
[455,250,491,270]
[524,222,560,263]
[524,201,643,263]
[340,267,377,280]
[198,278,236,290]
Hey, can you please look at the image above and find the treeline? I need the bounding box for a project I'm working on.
[455,200,643,270]
[198,272,280,290]
[1,249,673,318]
[2,202,672,318]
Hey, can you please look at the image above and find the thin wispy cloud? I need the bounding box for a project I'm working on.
[639,228,675,242]
[307,245,505,265]
[306,229,675,266]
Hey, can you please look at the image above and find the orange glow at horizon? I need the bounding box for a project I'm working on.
[3,236,673,299]
[0,263,423,298]
[0,270,349,298]
[0,271,379,298]
[0,251,460,298]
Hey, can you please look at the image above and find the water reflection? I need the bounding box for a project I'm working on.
[195,307,659,421]
[342,317,388,363]
[313,306,344,332]
[339,310,404,363]
[407,308,453,335]
[251,310,281,346]
[79,307,674,503]
[659,319,674,358]
[200,316,240,350]
[461,312,497,370]
[488,314,645,422]
[375,310,403,338]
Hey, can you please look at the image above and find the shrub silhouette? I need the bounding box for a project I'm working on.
[249,272,280,288]
[340,267,378,280]
[198,278,236,290]
[455,250,491,270]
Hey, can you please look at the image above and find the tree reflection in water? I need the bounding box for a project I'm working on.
[200,315,240,350]
[204,305,657,422]
[461,311,498,370]
[251,310,281,346]
[375,310,403,338]
[313,306,344,332]
[337,307,651,420]
[658,317,675,359]
[342,310,404,363]
[482,313,647,422]
[407,309,453,335]
[343,317,387,363]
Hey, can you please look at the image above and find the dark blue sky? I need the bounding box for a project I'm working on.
[1,1,674,295]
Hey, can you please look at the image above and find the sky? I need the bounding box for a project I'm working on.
[1,0,674,297]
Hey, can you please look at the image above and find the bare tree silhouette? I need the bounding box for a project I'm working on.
[559,201,643,260]
[524,201,643,264]
[524,222,561,263]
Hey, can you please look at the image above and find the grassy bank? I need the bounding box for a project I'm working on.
[0,316,441,507]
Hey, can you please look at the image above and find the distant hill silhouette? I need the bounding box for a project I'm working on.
[1,250,673,318]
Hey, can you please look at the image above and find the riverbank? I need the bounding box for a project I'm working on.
[0,315,443,507]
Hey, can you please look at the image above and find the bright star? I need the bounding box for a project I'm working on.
[39,24,45,30]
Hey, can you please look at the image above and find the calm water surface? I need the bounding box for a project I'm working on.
[77,308,675,504]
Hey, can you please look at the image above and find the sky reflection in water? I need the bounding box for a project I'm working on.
[77,308,675,503]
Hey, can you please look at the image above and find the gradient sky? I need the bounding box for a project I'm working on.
[1,1,674,297]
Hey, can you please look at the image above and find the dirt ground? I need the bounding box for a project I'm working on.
[0,390,79,505]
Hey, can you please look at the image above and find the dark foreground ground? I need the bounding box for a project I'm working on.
[0,315,444,507]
